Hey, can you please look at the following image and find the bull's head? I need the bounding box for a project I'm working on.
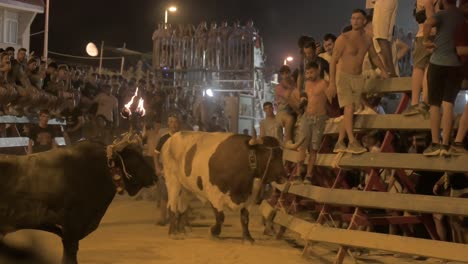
[248,129,286,185]
[107,132,155,196]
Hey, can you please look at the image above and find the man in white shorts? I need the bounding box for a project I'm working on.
[372,0,399,77]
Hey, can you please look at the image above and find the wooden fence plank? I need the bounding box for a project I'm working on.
[282,150,468,173]
[259,201,468,263]
[0,137,66,148]
[270,183,468,216]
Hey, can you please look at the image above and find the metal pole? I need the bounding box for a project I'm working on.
[43,0,50,60]
[99,41,104,75]
[164,9,168,29]
[120,42,126,75]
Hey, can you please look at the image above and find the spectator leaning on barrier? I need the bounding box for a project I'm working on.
[27,109,58,154]
[422,0,464,156]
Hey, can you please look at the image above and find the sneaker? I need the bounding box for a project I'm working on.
[417,103,429,114]
[423,143,441,156]
[303,177,312,185]
[291,176,302,185]
[333,140,347,153]
[346,141,367,154]
[402,104,419,116]
[448,143,467,155]
[440,145,450,157]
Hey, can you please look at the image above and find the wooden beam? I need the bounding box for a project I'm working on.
[324,114,458,135]
[0,115,66,125]
[259,201,468,263]
[341,214,422,225]
[365,77,411,94]
[282,150,468,173]
[271,183,468,216]
[0,137,66,148]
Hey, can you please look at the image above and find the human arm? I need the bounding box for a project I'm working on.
[455,23,468,56]
[423,16,439,51]
[326,36,344,102]
[423,0,436,20]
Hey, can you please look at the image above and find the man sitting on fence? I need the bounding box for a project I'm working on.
[292,62,329,185]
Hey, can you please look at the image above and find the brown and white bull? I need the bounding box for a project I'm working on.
[161,131,286,242]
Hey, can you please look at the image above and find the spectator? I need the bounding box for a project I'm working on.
[422,0,464,156]
[328,9,389,154]
[153,114,181,226]
[274,65,297,144]
[318,33,337,64]
[449,0,468,154]
[27,109,58,154]
[373,0,399,77]
[259,102,283,142]
[403,0,440,116]
[293,62,328,185]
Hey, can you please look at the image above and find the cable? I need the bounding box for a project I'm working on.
[49,51,123,60]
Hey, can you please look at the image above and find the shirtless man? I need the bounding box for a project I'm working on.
[328,9,389,154]
[293,62,329,184]
[275,65,299,143]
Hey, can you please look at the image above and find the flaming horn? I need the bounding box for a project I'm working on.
[121,87,146,133]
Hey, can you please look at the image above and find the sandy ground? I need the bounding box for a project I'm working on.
[3,190,467,264]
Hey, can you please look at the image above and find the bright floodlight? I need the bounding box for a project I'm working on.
[206,89,214,97]
[86,42,98,57]
[286,56,293,62]
[168,6,177,12]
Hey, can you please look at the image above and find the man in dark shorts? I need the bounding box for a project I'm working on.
[422,0,465,156]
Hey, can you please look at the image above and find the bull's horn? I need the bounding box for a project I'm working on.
[249,127,258,146]
[283,136,306,150]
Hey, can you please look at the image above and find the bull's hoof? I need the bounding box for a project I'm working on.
[169,233,186,240]
[210,225,221,237]
[242,236,255,245]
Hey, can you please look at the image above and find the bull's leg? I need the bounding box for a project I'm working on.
[240,208,254,243]
[61,239,79,264]
[210,205,225,237]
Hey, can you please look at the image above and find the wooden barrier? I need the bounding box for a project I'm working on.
[272,182,468,216]
[283,150,468,172]
[260,201,468,263]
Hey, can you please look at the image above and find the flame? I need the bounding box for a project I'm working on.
[136,97,145,116]
[124,87,139,115]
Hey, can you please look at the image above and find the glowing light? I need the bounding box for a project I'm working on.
[205,88,214,97]
[168,6,177,12]
[286,56,293,62]
[86,42,98,57]
[122,87,145,118]
[136,97,146,117]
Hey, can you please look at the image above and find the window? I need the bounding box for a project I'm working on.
[4,10,18,44]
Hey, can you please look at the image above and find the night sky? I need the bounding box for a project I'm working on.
[30,0,417,70]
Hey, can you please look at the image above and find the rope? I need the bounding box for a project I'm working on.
[49,51,123,60]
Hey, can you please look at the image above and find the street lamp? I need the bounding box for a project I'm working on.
[283,56,293,65]
[165,6,177,29]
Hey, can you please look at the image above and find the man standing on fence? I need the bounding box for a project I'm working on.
[328,9,389,154]
[27,109,58,154]
[422,0,464,156]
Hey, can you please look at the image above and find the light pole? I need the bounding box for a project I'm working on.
[43,0,50,60]
[164,6,177,29]
[283,56,293,66]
